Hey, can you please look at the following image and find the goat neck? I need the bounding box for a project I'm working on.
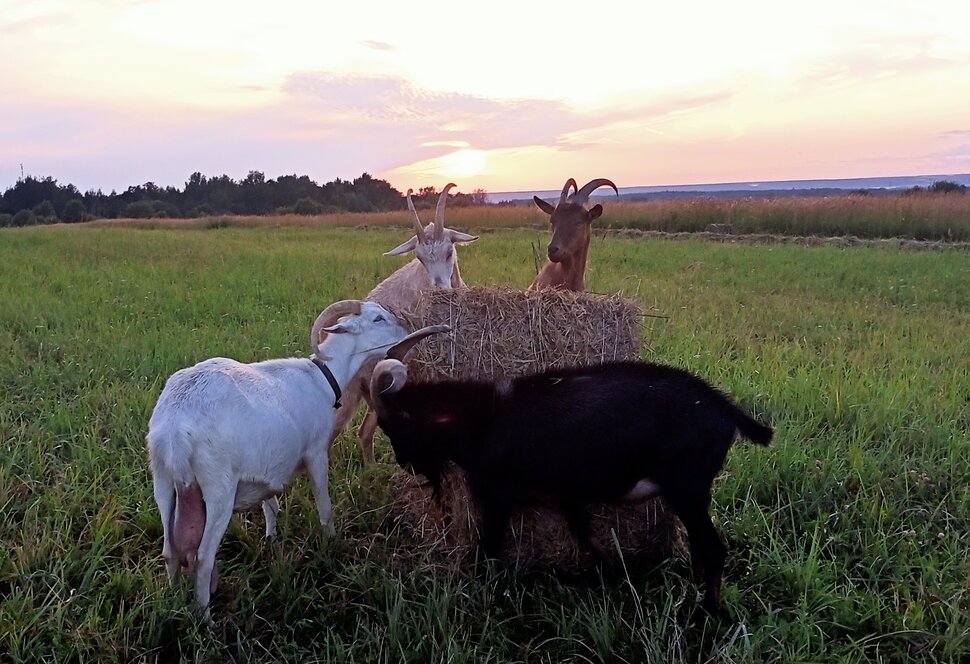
[313,333,368,395]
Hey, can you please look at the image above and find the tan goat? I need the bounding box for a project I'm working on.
[529,178,618,292]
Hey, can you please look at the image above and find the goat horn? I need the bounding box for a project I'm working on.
[559,178,578,206]
[568,178,618,206]
[406,189,425,241]
[310,299,363,357]
[385,324,450,362]
[434,183,456,241]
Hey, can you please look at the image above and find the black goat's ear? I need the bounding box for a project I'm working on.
[533,196,555,216]
[375,372,395,395]
[587,204,604,222]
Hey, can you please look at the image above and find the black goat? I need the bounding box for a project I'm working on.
[370,359,773,613]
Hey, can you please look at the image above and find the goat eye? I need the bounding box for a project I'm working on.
[374,315,385,323]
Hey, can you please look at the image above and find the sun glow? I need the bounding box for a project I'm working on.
[392,149,489,184]
[440,150,487,178]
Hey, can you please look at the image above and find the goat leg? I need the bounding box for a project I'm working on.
[563,504,618,580]
[477,499,512,562]
[666,490,726,615]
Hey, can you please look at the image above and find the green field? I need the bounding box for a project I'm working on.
[1,224,968,662]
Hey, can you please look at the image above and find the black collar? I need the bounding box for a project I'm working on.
[310,357,342,409]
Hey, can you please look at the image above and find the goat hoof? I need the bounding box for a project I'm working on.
[700,596,724,620]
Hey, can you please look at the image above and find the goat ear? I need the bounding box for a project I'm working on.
[587,204,604,222]
[321,323,353,334]
[448,230,478,244]
[375,371,396,394]
[533,196,555,216]
[384,236,419,257]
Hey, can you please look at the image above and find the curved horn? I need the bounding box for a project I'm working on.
[559,178,578,206]
[370,358,409,418]
[569,178,618,206]
[309,299,363,357]
[385,324,450,361]
[434,183,456,241]
[406,189,425,241]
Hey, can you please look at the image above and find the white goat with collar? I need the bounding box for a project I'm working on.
[146,299,444,621]
[333,184,478,462]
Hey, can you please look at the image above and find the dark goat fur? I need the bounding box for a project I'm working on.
[372,360,772,613]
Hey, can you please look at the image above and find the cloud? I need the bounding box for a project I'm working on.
[0,70,740,191]
[0,10,72,34]
[281,72,572,141]
[360,40,394,52]
[280,72,733,156]
[927,143,970,158]
[421,140,471,148]
[938,129,970,138]
[798,34,970,88]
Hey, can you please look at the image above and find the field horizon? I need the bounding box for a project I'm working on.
[73,191,970,244]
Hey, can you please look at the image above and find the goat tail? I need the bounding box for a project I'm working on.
[147,424,197,486]
[147,425,206,571]
[731,407,773,447]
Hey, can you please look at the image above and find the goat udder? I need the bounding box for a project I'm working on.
[172,483,206,572]
[623,479,662,503]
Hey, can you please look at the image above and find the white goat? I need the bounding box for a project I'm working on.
[369,183,478,296]
[146,299,445,620]
[332,184,477,462]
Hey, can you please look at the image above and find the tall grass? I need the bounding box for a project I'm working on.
[0,225,967,662]
[599,194,970,240]
[85,192,970,241]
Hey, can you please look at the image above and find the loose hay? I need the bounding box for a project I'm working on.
[386,287,682,572]
[391,464,684,574]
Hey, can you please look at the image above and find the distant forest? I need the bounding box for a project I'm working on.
[0,171,488,227]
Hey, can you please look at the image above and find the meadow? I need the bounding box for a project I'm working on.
[87,191,970,243]
[0,222,968,662]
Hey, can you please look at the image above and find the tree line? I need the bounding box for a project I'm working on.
[0,171,488,226]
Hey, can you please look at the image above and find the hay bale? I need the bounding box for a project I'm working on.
[395,287,643,382]
[388,287,682,572]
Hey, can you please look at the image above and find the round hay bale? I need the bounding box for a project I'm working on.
[391,464,684,573]
[393,287,644,382]
[387,287,680,573]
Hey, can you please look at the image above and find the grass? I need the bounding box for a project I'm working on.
[84,191,970,242]
[0,224,968,662]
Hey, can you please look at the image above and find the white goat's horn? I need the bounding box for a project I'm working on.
[559,178,578,206]
[568,178,618,206]
[310,300,363,357]
[385,324,450,362]
[434,183,456,241]
[406,189,425,241]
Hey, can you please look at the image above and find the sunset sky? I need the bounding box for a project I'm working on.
[2,0,969,194]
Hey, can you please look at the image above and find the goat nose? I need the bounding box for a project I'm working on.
[548,245,562,262]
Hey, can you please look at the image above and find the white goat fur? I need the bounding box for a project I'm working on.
[147,301,408,620]
[331,186,477,462]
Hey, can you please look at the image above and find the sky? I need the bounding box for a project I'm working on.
[2,0,969,194]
